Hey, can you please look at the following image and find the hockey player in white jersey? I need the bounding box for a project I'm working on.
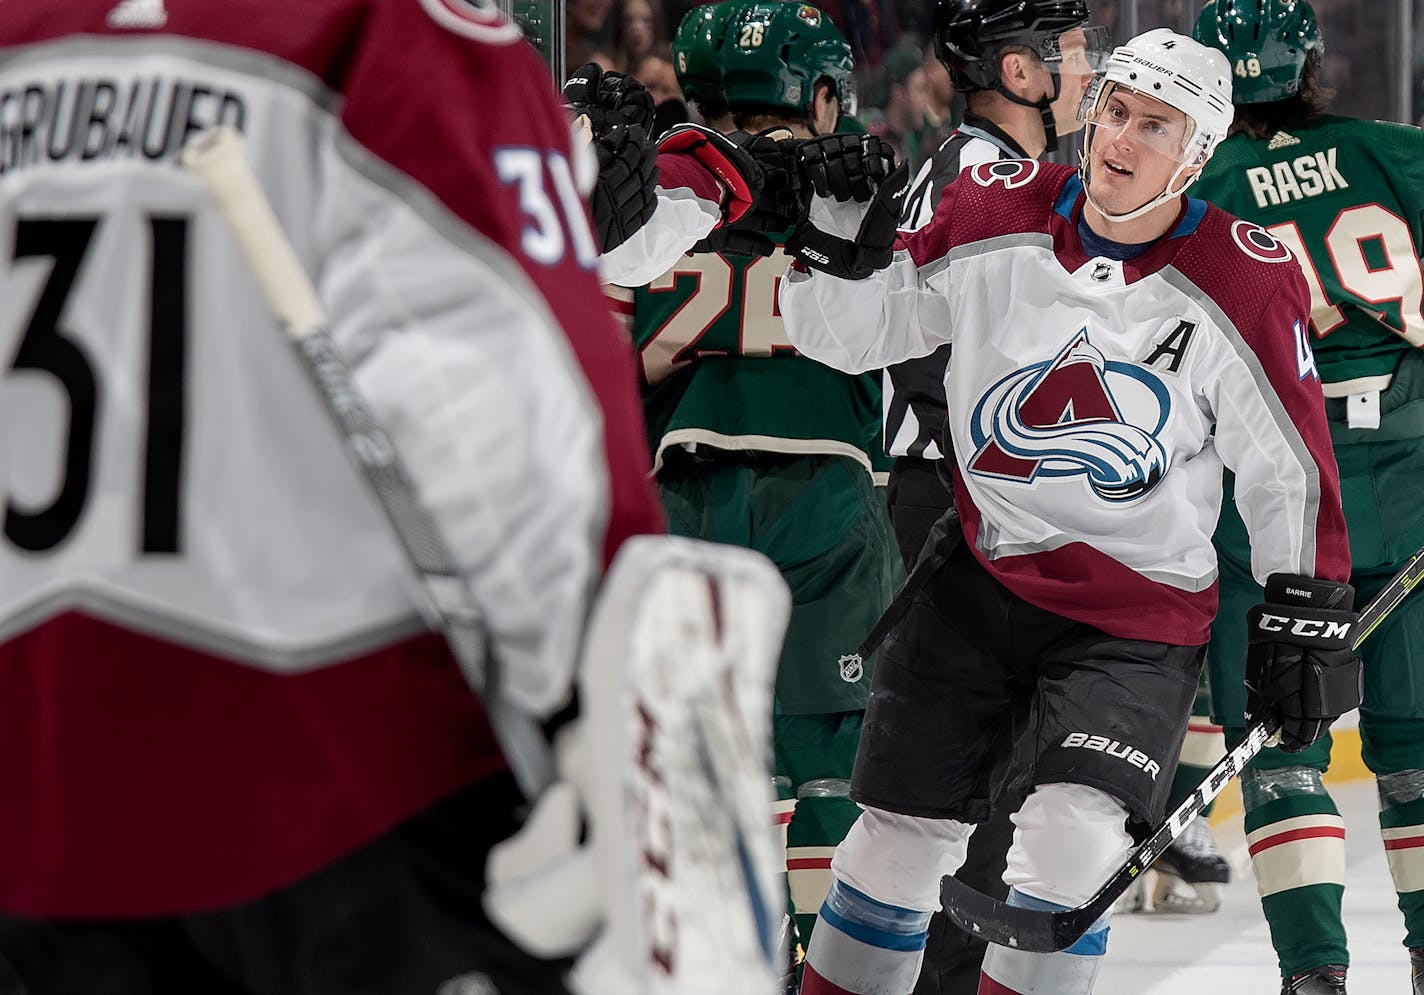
[780,29,1357,995]
[887,5,1105,992]
[0,2,790,994]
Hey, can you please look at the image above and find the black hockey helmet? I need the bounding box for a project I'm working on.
[933,0,1100,92]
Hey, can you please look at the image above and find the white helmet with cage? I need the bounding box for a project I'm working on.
[1078,28,1234,222]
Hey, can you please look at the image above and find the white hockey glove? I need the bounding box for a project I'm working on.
[785,134,909,280]
[485,535,790,995]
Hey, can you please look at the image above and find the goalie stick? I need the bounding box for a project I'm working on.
[942,540,1424,953]
[180,126,553,800]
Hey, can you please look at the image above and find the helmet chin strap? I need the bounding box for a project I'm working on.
[995,72,1060,154]
[1077,127,1199,225]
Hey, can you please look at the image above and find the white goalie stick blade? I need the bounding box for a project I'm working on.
[568,535,790,995]
[942,540,1424,953]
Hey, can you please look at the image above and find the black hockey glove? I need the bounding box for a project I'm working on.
[657,123,763,227]
[785,134,909,280]
[1245,573,1363,753]
[692,129,805,257]
[590,122,658,252]
[562,62,654,137]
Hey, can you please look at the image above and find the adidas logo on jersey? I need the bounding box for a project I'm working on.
[108,0,167,28]
[1267,130,1302,150]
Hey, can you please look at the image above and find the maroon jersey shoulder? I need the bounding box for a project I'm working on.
[907,160,1073,265]
[1168,200,1310,341]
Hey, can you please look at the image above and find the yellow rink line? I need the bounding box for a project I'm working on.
[1209,726,1370,827]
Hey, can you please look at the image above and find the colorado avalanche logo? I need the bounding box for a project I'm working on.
[971,159,1039,190]
[1231,220,1293,264]
[968,330,1171,502]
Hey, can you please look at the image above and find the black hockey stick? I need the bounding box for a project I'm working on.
[942,541,1424,952]
[180,127,553,800]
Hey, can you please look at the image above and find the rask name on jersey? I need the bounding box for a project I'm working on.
[1243,145,1349,209]
[0,74,247,175]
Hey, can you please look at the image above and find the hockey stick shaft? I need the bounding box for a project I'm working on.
[942,540,1424,952]
[181,126,553,799]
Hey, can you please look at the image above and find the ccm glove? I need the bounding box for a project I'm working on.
[785,134,909,280]
[562,62,654,136]
[1245,573,1363,753]
[693,129,805,257]
[657,123,763,227]
[590,123,658,252]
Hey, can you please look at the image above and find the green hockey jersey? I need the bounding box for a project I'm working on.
[1193,115,1424,387]
[606,245,886,473]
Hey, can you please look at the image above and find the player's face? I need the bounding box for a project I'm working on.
[1084,87,1192,214]
[1048,28,1096,136]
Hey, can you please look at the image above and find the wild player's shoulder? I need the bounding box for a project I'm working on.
[939,159,1076,240]
[1169,200,1308,326]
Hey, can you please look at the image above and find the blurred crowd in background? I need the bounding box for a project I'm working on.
[516,0,1422,174]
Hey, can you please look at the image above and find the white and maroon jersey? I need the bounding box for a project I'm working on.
[782,160,1350,645]
[599,152,722,288]
[885,116,1030,461]
[0,0,661,918]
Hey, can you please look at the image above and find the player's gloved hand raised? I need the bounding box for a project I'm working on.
[589,122,658,253]
[785,134,909,280]
[657,122,764,228]
[693,128,805,257]
[1245,573,1363,753]
[562,62,655,137]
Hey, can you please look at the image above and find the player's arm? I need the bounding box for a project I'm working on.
[780,134,951,374]
[326,6,660,717]
[1209,270,1350,584]
[597,126,771,286]
[1208,269,1358,752]
[562,64,770,285]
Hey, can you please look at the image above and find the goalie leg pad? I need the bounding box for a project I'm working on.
[568,535,791,995]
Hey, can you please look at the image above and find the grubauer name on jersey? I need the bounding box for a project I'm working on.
[0,0,659,919]
[782,160,1350,645]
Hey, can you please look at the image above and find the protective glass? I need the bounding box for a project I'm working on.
[1081,82,1195,161]
[1040,25,1113,77]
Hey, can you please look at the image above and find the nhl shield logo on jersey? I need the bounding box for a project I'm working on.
[838,653,864,683]
[968,329,1171,502]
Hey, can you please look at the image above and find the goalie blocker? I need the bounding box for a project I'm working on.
[486,535,792,995]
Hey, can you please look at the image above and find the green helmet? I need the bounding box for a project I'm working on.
[1191,0,1323,105]
[719,1,855,117]
[673,1,743,117]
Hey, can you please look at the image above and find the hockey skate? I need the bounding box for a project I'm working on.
[1281,965,1346,994]
[1150,815,1230,913]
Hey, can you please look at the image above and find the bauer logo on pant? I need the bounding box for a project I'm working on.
[1061,732,1162,780]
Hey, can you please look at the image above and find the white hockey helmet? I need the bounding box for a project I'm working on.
[1077,28,1235,221]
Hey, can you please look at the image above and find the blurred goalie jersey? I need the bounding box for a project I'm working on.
[0,0,660,918]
